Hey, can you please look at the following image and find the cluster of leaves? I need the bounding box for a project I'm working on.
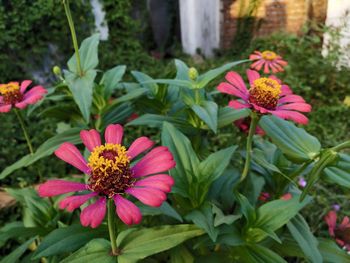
[1,31,350,263]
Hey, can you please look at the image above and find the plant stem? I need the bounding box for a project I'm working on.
[14,109,34,154]
[194,89,200,104]
[331,140,350,152]
[107,199,118,256]
[240,112,258,182]
[63,0,83,76]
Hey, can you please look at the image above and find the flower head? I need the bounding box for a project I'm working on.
[325,210,350,251]
[217,70,311,124]
[0,80,47,113]
[249,50,288,73]
[38,124,176,228]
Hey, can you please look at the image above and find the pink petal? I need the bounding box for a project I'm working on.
[250,60,264,71]
[277,103,311,112]
[340,216,350,228]
[270,110,309,125]
[0,104,11,113]
[325,211,337,237]
[114,195,142,225]
[126,187,166,207]
[104,124,124,145]
[276,59,288,66]
[59,193,97,212]
[54,142,90,174]
[127,137,154,160]
[281,85,293,96]
[246,69,260,85]
[15,86,47,109]
[263,61,270,73]
[217,82,247,99]
[278,95,305,104]
[80,197,106,228]
[225,72,249,95]
[135,174,175,193]
[80,129,101,152]
[228,100,250,109]
[132,146,176,177]
[38,180,87,197]
[20,80,32,93]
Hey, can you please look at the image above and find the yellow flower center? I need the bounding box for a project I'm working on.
[249,77,281,110]
[87,143,134,197]
[261,50,277,61]
[0,82,23,105]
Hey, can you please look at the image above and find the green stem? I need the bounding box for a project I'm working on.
[107,199,118,256]
[14,109,34,154]
[331,140,350,152]
[194,89,200,104]
[240,112,259,182]
[63,0,83,76]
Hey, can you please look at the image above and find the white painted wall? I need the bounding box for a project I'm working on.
[179,0,220,57]
[90,0,109,40]
[323,0,350,67]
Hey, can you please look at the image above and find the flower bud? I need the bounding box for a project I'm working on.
[188,67,198,81]
[53,66,62,76]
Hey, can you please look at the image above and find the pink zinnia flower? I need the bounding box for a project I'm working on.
[217,70,311,124]
[0,80,47,113]
[258,192,270,202]
[325,210,350,251]
[38,124,176,228]
[249,50,288,73]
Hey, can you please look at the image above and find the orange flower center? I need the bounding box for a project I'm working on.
[0,82,23,105]
[261,50,277,61]
[87,143,135,197]
[249,77,281,110]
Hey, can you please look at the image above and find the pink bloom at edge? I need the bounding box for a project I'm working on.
[37,124,176,228]
[217,70,311,125]
[249,50,288,73]
[325,210,350,251]
[0,80,47,113]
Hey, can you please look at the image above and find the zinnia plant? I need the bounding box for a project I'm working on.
[249,50,288,73]
[38,124,175,254]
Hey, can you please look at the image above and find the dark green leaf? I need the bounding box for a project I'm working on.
[139,201,183,222]
[170,245,194,263]
[102,65,126,98]
[192,101,218,133]
[0,237,36,263]
[217,107,251,128]
[131,71,158,95]
[212,204,241,227]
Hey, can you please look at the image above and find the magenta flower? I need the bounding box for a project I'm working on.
[234,118,265,135]
[0,81,47,113]
[217,70,311,124]
[38,124,176,228]
[249,50,288,73]
[325,210,350,251]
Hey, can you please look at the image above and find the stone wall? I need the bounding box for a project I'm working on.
[221,0,328,49]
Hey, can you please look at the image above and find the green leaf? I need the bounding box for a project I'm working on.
[324,153,350,188]
[68,34,100,73]
[192,101,218,133]
[101,102,133,129]
[235,193,256,225]
[101,65,126,98]
[318,238,350,262]
[107,88,148,106]
[217,107,251,128]
[185,205,218,242]
[196,60,249,89]
[259,115,321,163]
[117,225,204,262]
[252,194,311,241]
[0,237,36,263]
[60,239,114,263]
[161,122,200,197]
[212,204,241,227]
[138,201,183,222]
[131,71,158,95]
[0,128,81,179]
[170,245,194,263]
[32,224,108,259]
[65,69,96,123]
[243,244,288,263]
[142,79,193,89]
[287,214,322,263]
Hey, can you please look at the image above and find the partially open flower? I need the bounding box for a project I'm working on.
[217,70,311,124]
[325,210,350,251]
[0,80,47,113]
[249,50,288,73]
[38,124,176,228]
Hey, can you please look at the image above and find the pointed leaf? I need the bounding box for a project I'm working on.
[192,101,218,133]
[101,65,126,98]
[217,107,251,128]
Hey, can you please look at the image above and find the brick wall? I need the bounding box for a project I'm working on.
[221,0,328,49]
